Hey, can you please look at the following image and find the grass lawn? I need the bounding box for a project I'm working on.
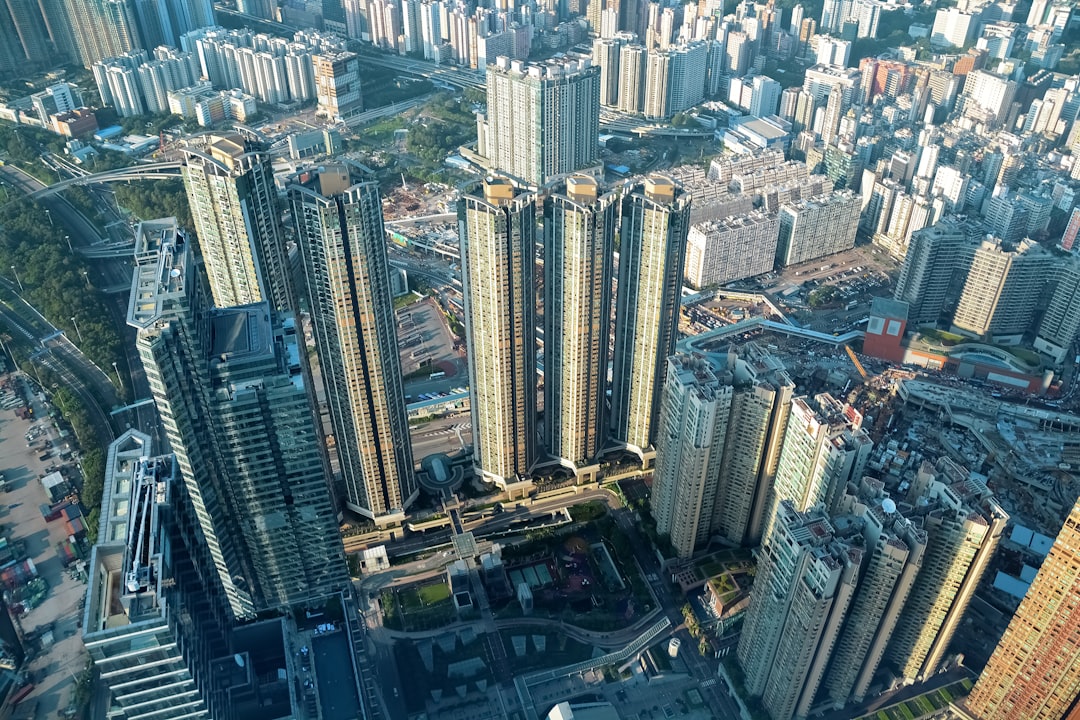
[919,328,966,346]
[418,581,452,605]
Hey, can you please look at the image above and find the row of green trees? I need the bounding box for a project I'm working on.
[25,362,106,543]
[114,179,194,229]
[0,199,123,373]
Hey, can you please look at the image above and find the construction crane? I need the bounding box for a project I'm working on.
[845,344,868,380]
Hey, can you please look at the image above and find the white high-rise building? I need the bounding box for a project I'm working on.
[764,392,872,543]
[1034,255,1080,363]
[894,221,975,326]
[483,55,601,186]
[749,75,782,118]
[652,355,732,558]
[885,461,1008,683]
[931,7,978,48]
[775,191,861,266]
[738,502,861,720]
[951,237,1053,341]
[684,211,780,288]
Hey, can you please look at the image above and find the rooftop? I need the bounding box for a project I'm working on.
[127,223,190,330]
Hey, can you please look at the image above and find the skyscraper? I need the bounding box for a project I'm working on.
[290,164,418,522]
[652,354,731,558]
[951,237,1053,341]
[313,51,364,121]
[542,176,616,478]
[617,43,646,114]
[459,177,538,491]
[765,393,872,543]
[84,435,231,720]
[893,221,974,327]
[884,460,1008,683]
[823,478,929,706]
[482,55,601,186]
[964,497,1080,720]
[64,0,140,66]
[737,502,861,720]
[610,175,691,463]
[129,219,348,621]
[181,133,292,311]
[1034,255,1080,364]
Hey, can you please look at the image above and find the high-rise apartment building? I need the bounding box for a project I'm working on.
[652,355,730,558]
[482,55,600,186]
[885,460,1008,682]
[959,69,1018,126]
[592,36,623,107]
[823,478,929,706]
[313,51,364,121]
[931,7,978,48]
[894,221,975,327]
[964,497,1080,720]
[290,164,418,522]
[459,178,538,491]
[543,176,616,478]
[951,237,1053,341]
[64,0,140,66]
[684,211,780,289]
[0,0,53,70]
[84,436,231,720]
[128,220,349,621]
[775,190,861,267]
[617,43,647,113]
[1034,255,1080,364]
[181,133,292,311]
[738,502,861,720]
[765,394,872,538]
[653,346,795,552]
[611,176,691,463]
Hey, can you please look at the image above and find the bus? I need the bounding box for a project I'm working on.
[429,371,446,380]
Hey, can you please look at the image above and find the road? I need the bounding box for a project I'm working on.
[410,415,471,459]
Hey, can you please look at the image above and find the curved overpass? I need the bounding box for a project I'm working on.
[27,162,184,199]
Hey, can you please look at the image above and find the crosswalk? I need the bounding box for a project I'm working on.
[701,678,717,688]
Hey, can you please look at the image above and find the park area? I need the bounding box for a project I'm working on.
[494,515,652,632]
[380,578,458,632]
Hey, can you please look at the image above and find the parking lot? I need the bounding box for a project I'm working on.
[397,297,467,400]
[0,373,89,719]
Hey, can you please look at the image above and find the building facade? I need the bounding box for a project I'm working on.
[84,438,230,720]
[652,355,731,558]
[884,463,1008,682]
[313,51,364,121]
[542,176,616,477]
[610,175,691,463]
[482,55,601,186]
[459,177,538,491]
[290,164,418,522]
[964,497,1080,720]
[128,220,348,620]
[775,191,861,267]
[684,211,780,289]
[181,133,293,311]
[765,393,872,543]
[737,502,861,720]
[951,237,1053,342]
